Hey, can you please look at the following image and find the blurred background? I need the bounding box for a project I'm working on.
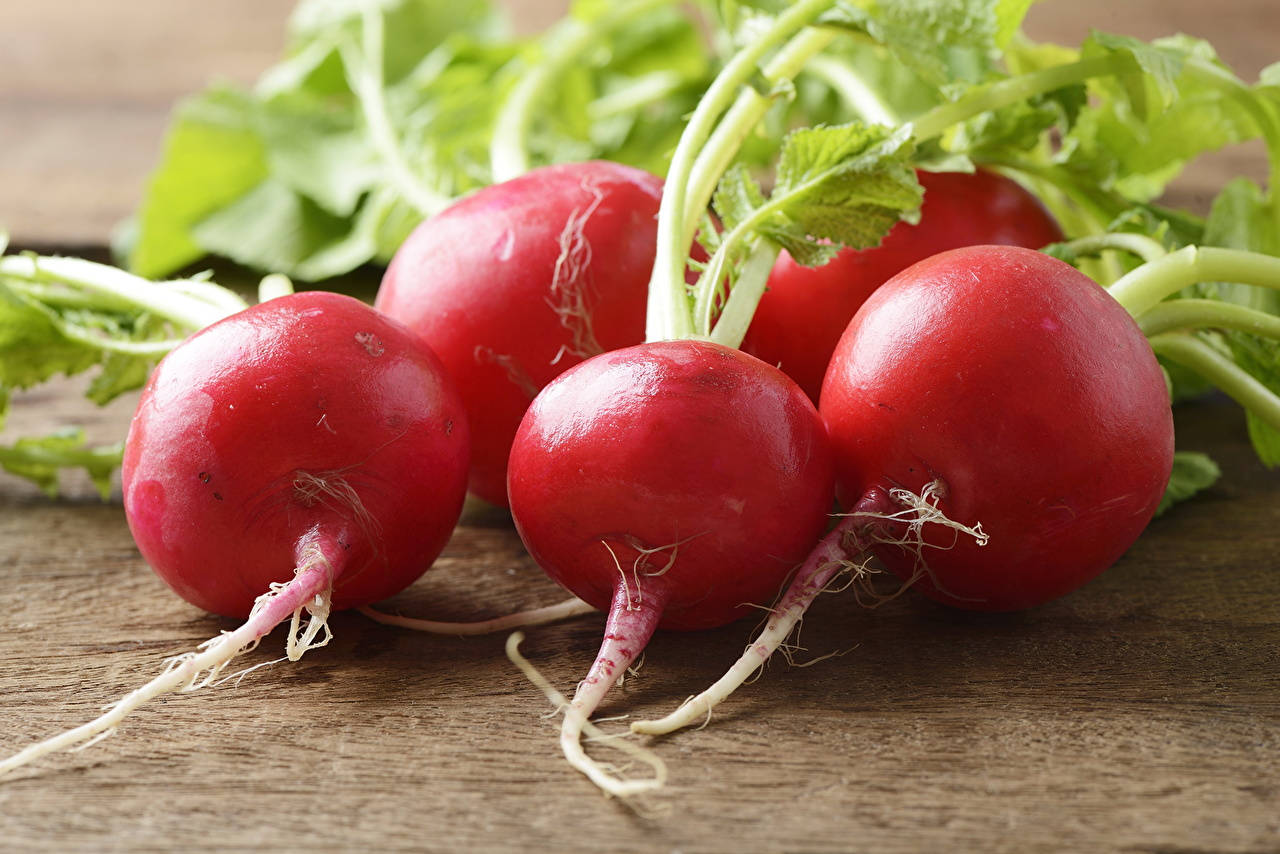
[0,0,1271,252]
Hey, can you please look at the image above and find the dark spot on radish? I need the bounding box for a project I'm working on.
[690,368,735,391]
[198,471,211,483]
[213,492,223,501]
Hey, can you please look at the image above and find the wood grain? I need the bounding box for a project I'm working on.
[1,2,1278,852]
[0,398,1276,853]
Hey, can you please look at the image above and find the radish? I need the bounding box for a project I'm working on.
[820,246,1174,608]
[375,161,664,507]
[0,291,470,773]
[740,170,1065,401]
[633,245,1176,735]
[500,1,853,797]
[507,339,834,796]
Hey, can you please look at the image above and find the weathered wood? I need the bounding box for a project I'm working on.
[1,1,1278,851]
[0,394,1276,852]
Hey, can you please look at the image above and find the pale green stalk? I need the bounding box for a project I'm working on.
[490,0,675,183]
[1139,300,1280,339]
[646,0,837,342]
[343,7,451,216]
[1108,246,1280,318]
[1150,333,1280,432]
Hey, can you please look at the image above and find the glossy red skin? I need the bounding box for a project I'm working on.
[508,341,835,631]
[820,246,1174,611]
[376,161,664,507]
[122,292,470,618]
[742,169,1065,402]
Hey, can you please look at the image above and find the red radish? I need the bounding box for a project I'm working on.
[0,291,469,774]
[507,339,834,795]
[376,161,665,507]
[741,169,1065,401]
[634,245,1173,735]
[821,245,1173,609]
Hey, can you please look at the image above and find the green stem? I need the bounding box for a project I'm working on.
[343,7,450,216]
[257,273,295,304]
[1108,246,1280,318]
[49,326,180,358]
[986,157,1128,228]
[587,71,685,121]
[705,239,781,347]
[804,53,899,125]
[0,256,237,331]
[1138,300,1280,339]
[682,26,838,261]
[647,0,837,343]
[911,56,1128,143]
[1150,333,1280,433]
[1054,232,1169,264]
[490,0,674,183]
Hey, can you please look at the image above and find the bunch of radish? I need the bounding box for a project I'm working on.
[6,0,1280,802]
[488,0,1280,797]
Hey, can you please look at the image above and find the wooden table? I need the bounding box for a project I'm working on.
[1,3,1277,852]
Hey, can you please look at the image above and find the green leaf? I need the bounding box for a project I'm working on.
[1084,31,1190,110]
[1062,34,1263,202]
[1154,451,1221,516]
[191,181,359,281]
[257,100,382,217]
[287,0,506,85]
[129,0,712,280]
[838,0,1035,86]
[1246,412,1280,467]
[0,281,100,394]
[764,122,922,256]
[711,165,770,235]
[0,429,123,499]
[1202,178,1280,314]
[128,88,270,279]
[85,349,159,407]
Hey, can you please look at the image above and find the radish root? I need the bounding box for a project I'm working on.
[506,632,667,799]
[631,481,987,736]
[548,176,607,364]
[629,514,866,737]
[0,545,337,778]
[359,596,597,635]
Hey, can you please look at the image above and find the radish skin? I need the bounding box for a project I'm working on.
[376,161,664,506]
[741,170,1064,401]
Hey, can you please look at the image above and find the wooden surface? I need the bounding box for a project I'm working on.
[1,2,1278,852]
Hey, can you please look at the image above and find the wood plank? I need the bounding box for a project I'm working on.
[0,395,1275,852]
[0,2,1277,851]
